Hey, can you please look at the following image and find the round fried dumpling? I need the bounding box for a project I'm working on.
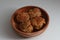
[19,25,33,33]
[18,20,33,33]
[22,25,33,33]
[31,17,46,30]
[28,8,41,18]
[16,12,29,23]
[19,20,31,28]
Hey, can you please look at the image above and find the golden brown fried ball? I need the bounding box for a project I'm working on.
[19,20,31,28]
[28,8,41,18]
[31,17,46,30]
[19,25,33,33]
[16,12,29,23]
[18,20,33,33]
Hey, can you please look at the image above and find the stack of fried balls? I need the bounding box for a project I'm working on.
[15,8,46,33]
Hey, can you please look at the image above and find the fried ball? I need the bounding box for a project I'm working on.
[16,12,29,23]
[19,25,33,33]
[18,20,33,33]
[19,20,31,29]
[31,17,46,30]
[28,8,41,18]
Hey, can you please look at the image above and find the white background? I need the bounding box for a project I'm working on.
[0,0,60,40]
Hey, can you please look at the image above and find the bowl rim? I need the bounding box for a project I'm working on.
[11,6,49,34]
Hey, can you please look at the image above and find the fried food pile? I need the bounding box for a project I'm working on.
[15,8,46,33]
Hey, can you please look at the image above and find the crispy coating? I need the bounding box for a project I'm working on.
[18,20,33,33]
[16,12,29,23]
[19,20,31,29]
[19,25,33,33]
[28,8,41,18]
[31,17,46,30]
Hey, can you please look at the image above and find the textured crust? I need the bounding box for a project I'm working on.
[28,8,41,18]
[31,17,46,30]
[16,12,29,22]
[20,25,33,33]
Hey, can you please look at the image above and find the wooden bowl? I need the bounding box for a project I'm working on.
[11,6,49,37]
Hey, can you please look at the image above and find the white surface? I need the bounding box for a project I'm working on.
[0,0,60,40]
